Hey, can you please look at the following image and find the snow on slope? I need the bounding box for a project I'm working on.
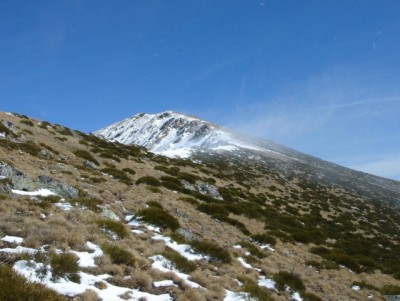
[94,111,262,158]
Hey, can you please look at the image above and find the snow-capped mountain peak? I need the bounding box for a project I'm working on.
[94,111,260,157]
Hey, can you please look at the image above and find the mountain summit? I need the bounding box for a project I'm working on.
[93,111,269,158]
[95,111,400,209]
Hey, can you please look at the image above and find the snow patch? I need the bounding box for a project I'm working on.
[11,189,57,197]
[152,234,208,261]
[149,255,202,288]
[258,276,276,290]
[1,235,24,244]
[153,280,177,287]
[224,290,255,301]
[71,242,103,268]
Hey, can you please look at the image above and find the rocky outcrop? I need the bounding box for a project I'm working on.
[0,162,78,198]
[182,180,223,200]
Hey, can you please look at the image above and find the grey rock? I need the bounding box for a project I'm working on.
[101,208,121,221]
[39,149,54,159]
[195,181,222,200]
[36,175,78,198]
[84,160,98,169]
[181,180,222,200]
[0,162,78,198]
[176,228,199,241]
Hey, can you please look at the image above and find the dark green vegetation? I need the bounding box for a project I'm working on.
[161,247,197,273]
[0,264,65,301]
[73,149,99,165]
[189,239,231,264]
[238,276,274,301]
[136,207,180,231]
[50,252,80,283]
[97,218,129,239]
[102,244,135,266]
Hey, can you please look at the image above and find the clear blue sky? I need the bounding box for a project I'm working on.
[1,1,400,179]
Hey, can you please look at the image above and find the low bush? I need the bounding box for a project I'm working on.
[273,271,305,292]
[251,233,277,247]
[20,120,34,127]
[18,142,41,157]
[380,284,400,295]
[101,167,132,185]
[146,200,163,209]
[189,240,231,264]
[197,203,229,216]
[135,176,161,187]
[300,291,323,301]
[67,197,103,212]
[73,150,99,166]
[0,264,65,301]
[136,207,180,231]
[97,219,129,239]
[178,197,199,206]
[238,241,266,259]
[161,247,197,273]
[102,244,135,266]
[238,276,274,301]
[50,252,80,283]
[122,168,136,175]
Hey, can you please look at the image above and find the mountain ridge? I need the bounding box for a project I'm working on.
[94,111,400,209]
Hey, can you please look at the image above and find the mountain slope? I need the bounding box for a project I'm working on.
[95,111,400,209]
[0,112,400,301]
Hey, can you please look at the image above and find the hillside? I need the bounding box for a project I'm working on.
[0,112,400,301]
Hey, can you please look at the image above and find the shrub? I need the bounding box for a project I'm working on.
[146,200,163,209]
[0,264,65,301]
[178,197,199,206]
[300,291,323,301]
[238,241,266,259]
[197,203,229,216]
[238,276,274,301]
[102,244,135,266]
[251,233,277,247]
[50,252,80,283]
[136,207,180,231]
[97,219,129,239]
[122,168,136,175]
[135,176,161,187]
[273,271,305,292]
[189,240,231,264]
[20,120,34,127]
[73,150,99,165]
[68,197,103,212]
[380,284,400,295]
[101,167,132,185]
[18,143,41,157]
[161,247,197,273]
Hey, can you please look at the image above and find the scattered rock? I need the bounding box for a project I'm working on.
[36,175,78,198]
[38,149,54,159]
[101,208,120,221]
[84,160,98,169]
[182,180,222,200]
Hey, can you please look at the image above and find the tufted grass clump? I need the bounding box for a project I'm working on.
[135,176,161,187]
[189,240,231,264]
[18,142,41,157]
[73,149,99,166]
[97,218,129,239]
[50,252,80,283]
[102,244,135,266]
[161,247,197,273]
[273,271,305,292]
[0,264,65,301]
[136,207,180,231]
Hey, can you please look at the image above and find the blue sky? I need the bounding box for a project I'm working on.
[1,1,399,179]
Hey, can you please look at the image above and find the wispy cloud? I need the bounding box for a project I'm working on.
[222,67,400,179]
[349,154,400,180]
